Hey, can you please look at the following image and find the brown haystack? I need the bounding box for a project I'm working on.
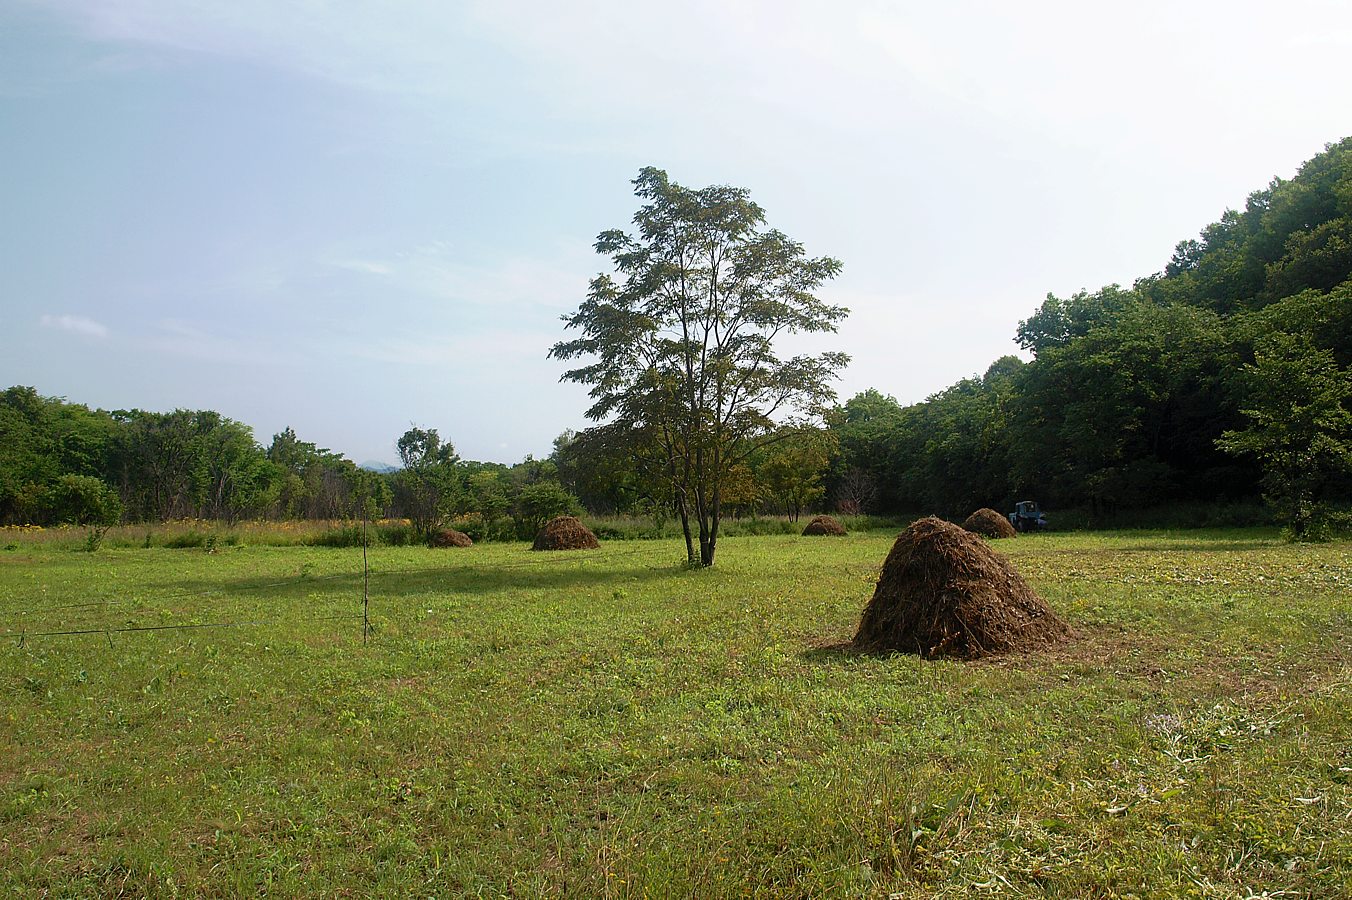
[853,517,1068,659]
[429,528,473,548]
[802,514,847,536]
[531,515,600,551]
[962,508,1017,539]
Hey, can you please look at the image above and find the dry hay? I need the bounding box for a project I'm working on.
[853,516,1068,659]
[532,515,600,551]
[802,514,847,536]
[429,528,473,548]
[962,507,1018,539]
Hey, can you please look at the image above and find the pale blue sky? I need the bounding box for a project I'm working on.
[3,1,1351,464]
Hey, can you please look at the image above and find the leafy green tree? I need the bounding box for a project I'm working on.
[266,427,375,520]
[552,167,848,566]
[1015,286,1135,354]
[45,474,122,549]
[196,413,272,522]
[1010,300,1236,514]
[0,387,59,523]
[1217,333,1352,540]
[392,426,460,538]
[106,409,274,522]
[553,423,670,516]
[824,389,905,512]
[512,481,582,539]
[465,468,510,522]
[755,430,835,521]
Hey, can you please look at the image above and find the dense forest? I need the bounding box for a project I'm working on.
[4,139,1350,537]
[820,137,1352,533]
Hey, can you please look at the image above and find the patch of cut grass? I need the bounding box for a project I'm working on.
[0,529,1348,897]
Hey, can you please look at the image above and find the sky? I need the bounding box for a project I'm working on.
[3,1,1351,466]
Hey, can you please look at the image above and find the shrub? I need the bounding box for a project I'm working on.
[164,530,207,549]
[308,523,379,548]
[375,521,417,546]
[514,483,583,540]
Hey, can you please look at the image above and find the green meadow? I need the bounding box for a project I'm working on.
[1,527,1349,898]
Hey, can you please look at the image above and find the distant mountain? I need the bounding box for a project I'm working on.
[358,461,399,473]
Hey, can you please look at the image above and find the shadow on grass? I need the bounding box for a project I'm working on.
[799,638,885,666]
[164,556,686,602]
[1113,540,1280,553]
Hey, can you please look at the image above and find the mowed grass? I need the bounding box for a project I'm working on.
[0,528,1349,898]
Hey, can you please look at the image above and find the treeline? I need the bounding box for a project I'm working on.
[0,394,584,541]
[0,382,823,536]
[824,137,1352,534]
[0,393,374,526]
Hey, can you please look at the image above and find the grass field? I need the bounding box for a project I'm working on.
[1,527,1350,898]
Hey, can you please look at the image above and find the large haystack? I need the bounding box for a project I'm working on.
[532,515,600,551]
[962,508,1017,539]
[802,514,847,536]
[853,517,1067,659]
[429,528,473,548]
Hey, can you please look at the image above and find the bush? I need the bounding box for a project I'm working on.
[305,520,419,548]
[513,483,583,540]
[305,524,368,548]
[30,475,123,530]
[375,521,417,546]
[164,530,207,549]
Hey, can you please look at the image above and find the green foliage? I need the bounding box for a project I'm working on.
[464,469,509,523]
[753,429,836,521]
[391,426,461,538]
[512,481,583,539]
[162,529,207,549]
[828,137,1352,520]
[267,427,382,520]
[1218,333,1352,540]
[552,167,849,565]
[47,474,122,550]
[305,521,418,548]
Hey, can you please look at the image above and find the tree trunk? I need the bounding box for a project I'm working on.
[677,493,695,564]
[698,515,715,566]
[701,485,721,566]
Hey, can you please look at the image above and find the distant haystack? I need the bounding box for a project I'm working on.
[802,514,847,536]
[853,517,1068,659]
[962,508,1017,539]
[532,515,600,551]
[429,528,473,548]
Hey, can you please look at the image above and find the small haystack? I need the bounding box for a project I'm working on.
[429,528,473,548]
[853,516,1068,659]
[802,514,847,536]
[962,508,1017,539]
[532,515,600,551]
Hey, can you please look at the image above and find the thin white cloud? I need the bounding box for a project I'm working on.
[141,319,287,367]
[327,258,391,276]
[340,327,556,368]
[31,0,1352,161]
[32,0,489,96]
[40,313,108,338]
[325,239,595,313]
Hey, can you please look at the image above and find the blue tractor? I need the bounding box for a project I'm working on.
[1008,500,1048,533]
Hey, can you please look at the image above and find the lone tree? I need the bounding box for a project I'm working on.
[551,167,848,566]
[393,426,460,539]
